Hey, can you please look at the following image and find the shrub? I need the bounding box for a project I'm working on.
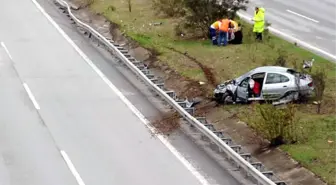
[263,21,272,41]
[274,48,288,67]
[102,5,116,15]
[244,26,256,44]
[244,104,303,147]
[290,56,301,72]
[152,0,186,17]
[174,24,185,37]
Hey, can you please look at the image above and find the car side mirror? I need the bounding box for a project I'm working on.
[232,80,236,85]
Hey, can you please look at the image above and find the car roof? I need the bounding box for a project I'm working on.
[234,66,295,83]
[250,66,292,74]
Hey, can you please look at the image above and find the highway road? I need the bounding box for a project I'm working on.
[0,0,245,185]
[244,0,336,59]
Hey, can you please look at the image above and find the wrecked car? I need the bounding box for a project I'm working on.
[214,66,314,105]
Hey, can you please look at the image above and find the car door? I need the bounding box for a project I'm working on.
[236,77,250,101]
[263,73,291,100]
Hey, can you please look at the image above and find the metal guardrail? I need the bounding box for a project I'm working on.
[53,1,284,184]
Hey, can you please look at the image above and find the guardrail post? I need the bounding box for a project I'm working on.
[146,74,155,79]
[119,49,128,53]
[196,117,207,124]
[165,91,176,99]
[261,171,274,179]
[177,101,187,108]
[221,137,232,145]
[150,78,160,84]
[230,145,242,154]
[204,124,216,132]
[128,57,136,62]
[251,162,263,171]
[141,69,150,74]
[184,107,195,116]
[240,153,251,163]
[213,131,224,138]
[155,83,164,89]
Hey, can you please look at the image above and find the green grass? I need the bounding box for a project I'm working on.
[281,115,336,184]
[88,0,336,183]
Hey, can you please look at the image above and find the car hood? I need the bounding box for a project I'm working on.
[214,79,238,93]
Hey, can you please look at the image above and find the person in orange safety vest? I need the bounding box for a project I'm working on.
[218,18,232,46]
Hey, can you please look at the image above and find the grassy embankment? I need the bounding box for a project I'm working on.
[88,0,335,183]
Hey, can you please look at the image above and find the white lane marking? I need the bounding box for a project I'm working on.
[286,9,319,23]
[0,42,13,60]
[30,0,211,184]
[60,151,86,185]
[23,83,40,110]
[236,12,336,61]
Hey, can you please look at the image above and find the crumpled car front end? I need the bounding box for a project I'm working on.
[214,84,227,100]
[213,80,237,102]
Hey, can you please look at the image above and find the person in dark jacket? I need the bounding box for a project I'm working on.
[229,23,243,45]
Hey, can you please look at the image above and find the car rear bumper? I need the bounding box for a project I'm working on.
[301,88,314,95]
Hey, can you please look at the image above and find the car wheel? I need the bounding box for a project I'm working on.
[222,92,234,104]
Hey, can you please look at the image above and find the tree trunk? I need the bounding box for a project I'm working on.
[128,0,132,12]
[317,102,321,114]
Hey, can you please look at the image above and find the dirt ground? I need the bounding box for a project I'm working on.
[67,1,328,184]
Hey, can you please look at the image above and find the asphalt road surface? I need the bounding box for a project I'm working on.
[245,0,336,58]
[0,0,245,185]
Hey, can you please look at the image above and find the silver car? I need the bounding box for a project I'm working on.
[214,66,314,105]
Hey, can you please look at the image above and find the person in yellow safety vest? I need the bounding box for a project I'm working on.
[252,7,265,41]
[209,20,222,45]
[230,20,239,32]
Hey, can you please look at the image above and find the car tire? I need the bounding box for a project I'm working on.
[221,92,234,104]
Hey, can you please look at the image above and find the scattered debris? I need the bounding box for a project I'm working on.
[303,58,314,69]
[313,101,321,105]
[151,111,181,136]
[149,22,163,26]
